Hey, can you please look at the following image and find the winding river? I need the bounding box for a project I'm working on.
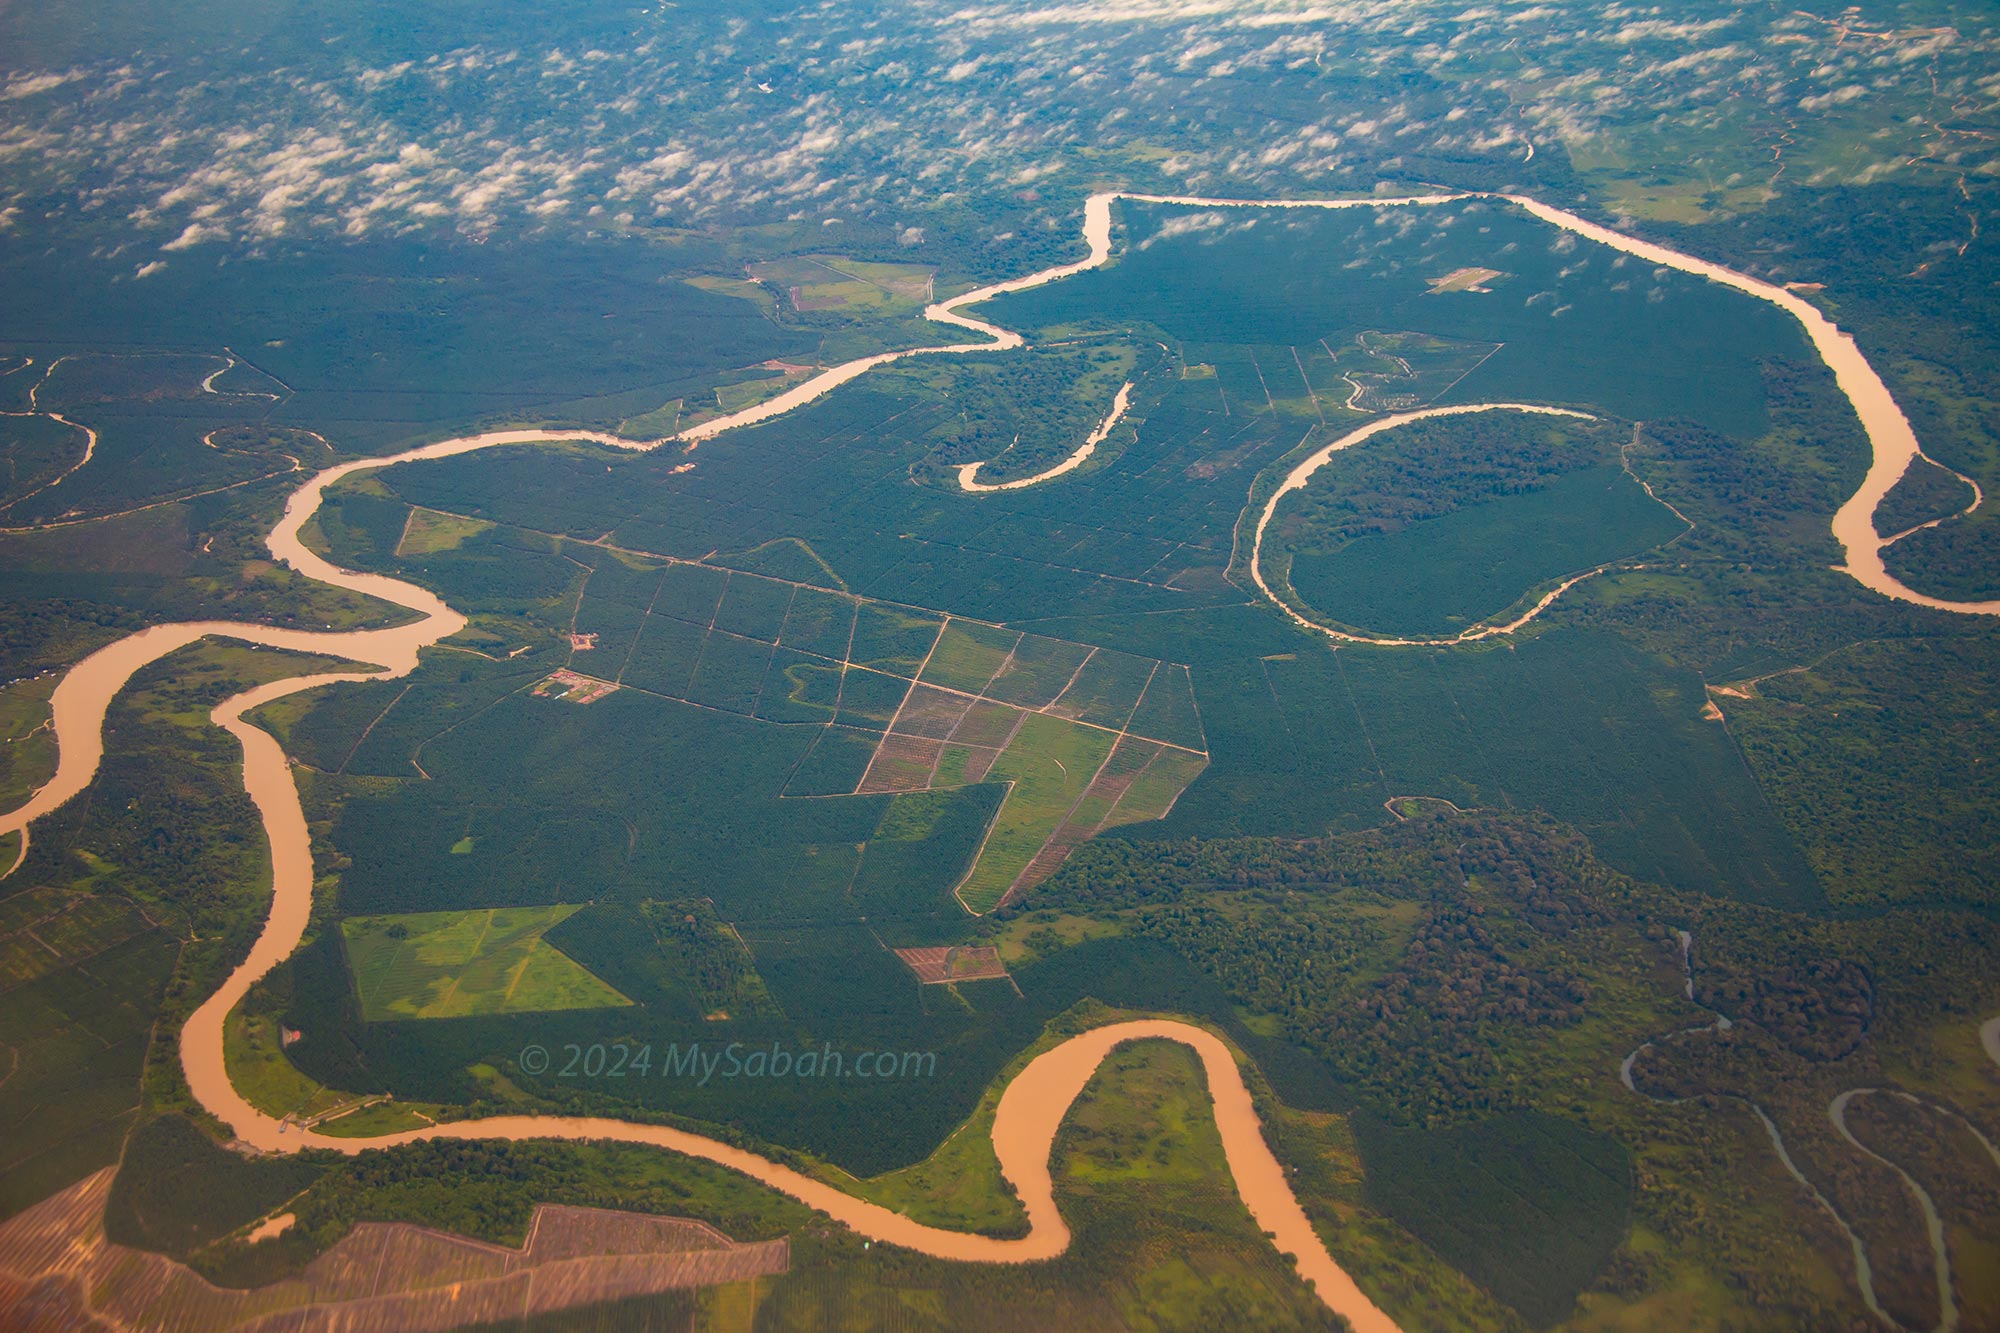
[4,186,1999,1328]
[1622,933,2000,1333]
[957,380,1136,493]
[1246,403,1598,645]
[0,433,1400,1330]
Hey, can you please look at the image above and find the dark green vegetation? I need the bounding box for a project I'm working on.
[0,410,88,510]
[0,245,814,459]
[1269,413,1688,636]
[0,356,398,675]
[1881,499,2000,601]
[6,3,2000,1323]
[105,1113,326,1255]
[1718,635,2000,910]
[546,899,781,1023]
[1874,455,1977,538]
[1289,466,1682,635]
[105,806,2000,1330]
[138,192,1995,1327]
[1031,810,2000,1329]
[1159,631,1823,912]
[1350,1112,1631,1327]
[987,198,1807,440]
[283,517,1206,915]
[902,340,1165,486]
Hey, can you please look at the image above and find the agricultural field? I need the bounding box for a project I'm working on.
[357,536,1213,913]
[748,255,934,315]
[340,906,632,1022]
[393,507,492,558]
[1351,1111,1632,1327]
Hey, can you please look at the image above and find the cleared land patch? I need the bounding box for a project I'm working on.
[395,507,493,557]
[341,906,632,1022]
[1426,267,1506,294]
[747,254,934,314]
[892,945,1010,985]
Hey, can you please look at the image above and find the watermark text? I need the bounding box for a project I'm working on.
[517,1040,935,1084]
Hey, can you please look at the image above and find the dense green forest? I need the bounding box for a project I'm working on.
[903,342,1165,486]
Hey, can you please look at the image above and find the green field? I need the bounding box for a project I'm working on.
[984,633,1094,709]
[955,712,1118,912]
[918,619,1020,694]
[0,673,56,810]
[747,254,933,314]
[394,508,493,557]
[340,906,632,1022]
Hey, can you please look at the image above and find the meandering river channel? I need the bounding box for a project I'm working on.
[3,187,1997,1329]
[0,429,1402,1330]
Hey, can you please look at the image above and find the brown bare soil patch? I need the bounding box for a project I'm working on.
[889,684,975,740]
[1003,834,1086,906]
[0,1168,786,1333]
[855,733,944,794]
[1426,266,1505,294]
[959,747,999,782]
[893,945,1009,984]
[533,669,619,704]
[946,698,1024,749]
[1095,736,1159,784]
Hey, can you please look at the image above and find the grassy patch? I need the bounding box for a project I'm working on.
[919,619,1020,694]
[395,507,494,557]
[225,1003,352,1121]
[956,713,1116,912]
[340,906,631,1022]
